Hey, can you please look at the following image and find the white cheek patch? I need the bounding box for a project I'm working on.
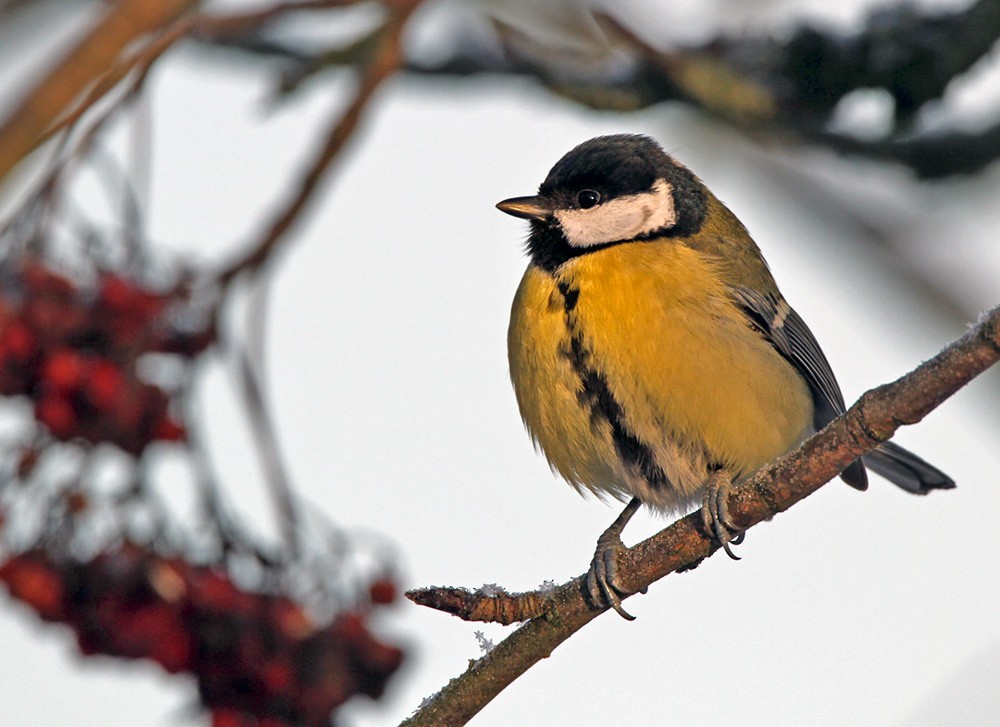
[554,179,677,248]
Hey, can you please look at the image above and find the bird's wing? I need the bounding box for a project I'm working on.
[731,286,868,490]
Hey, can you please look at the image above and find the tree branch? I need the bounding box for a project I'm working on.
[191,1,1000,178]
[809,121,1000,179]
[215,1,419,285]
[403,303,1000,726]
[0,0,200,186]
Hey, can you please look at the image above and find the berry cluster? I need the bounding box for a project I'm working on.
[0,259,212,454]
[0,544,403,726]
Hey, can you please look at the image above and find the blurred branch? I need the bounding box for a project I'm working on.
[0,4,416,720]
[194,0,1000,179]
[404,303,1000,726]
[1,0,423,562]
[226,276,303,559]
[811,120,1000,179]
[681,1,987,120]
[0,0,390,188]
[591,6,1000,176]
[216,0,418,284]
[0,0,200,185]
[203,1,418,554]
[771,1,1000,120]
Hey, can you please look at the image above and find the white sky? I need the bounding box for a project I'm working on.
[2,1,1000,726]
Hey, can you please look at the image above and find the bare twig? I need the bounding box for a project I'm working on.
[228,276,303,559]
[216,3,417,285]
[40,17,197,153]
[1,0,385,188]
[404,304,1000,727]
[204,0,420,558]
[191,1,1000,178]
[407,585,553,625]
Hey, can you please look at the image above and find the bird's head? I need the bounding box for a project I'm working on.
[497,134,708,271]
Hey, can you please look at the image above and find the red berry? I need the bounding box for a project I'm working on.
[149,627,192,673]
[99,274,167,328]
[36,394,77,439]
[0,555,64,621]
[152,417,186,442]
[190,571,242,611]
[42,348,87,392]
[272,599,313,639]
[114,605,192,672]
[258,719,292,727]
[334,612,367,642]
[22,260,75,298]
[147,559,188,604]
[98,274,134,311]
[368,578,397,605]
[358,640,405,675]
[25,298,85,342]
[135,289,167,322]
[65,491,88,514]
[210,711,247,727]
[1,321,36,361]
[85,359,126,410]
[108,391,144,431]
[262,659,295,694]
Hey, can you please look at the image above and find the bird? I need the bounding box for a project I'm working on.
[497,134,954,620]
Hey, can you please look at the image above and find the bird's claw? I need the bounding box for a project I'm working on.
[702,470,744,560]
[585,528,636,620]
[583,498,644,620]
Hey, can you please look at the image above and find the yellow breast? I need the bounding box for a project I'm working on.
[508,240,813,512]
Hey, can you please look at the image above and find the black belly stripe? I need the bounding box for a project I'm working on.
[557,281,579,311]
[555,281,672,491]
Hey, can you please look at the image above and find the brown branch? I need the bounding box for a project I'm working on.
[194,3,1000,179]
[403,304,1000,726]
[40,17,197,152]
[407,585,553,625]
[596,13,778,124]
[0,0,200,186]
[2,0,385,192]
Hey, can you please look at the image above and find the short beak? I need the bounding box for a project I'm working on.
[496,196,551,221]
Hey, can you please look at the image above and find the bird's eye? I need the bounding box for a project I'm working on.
[576,190,601,209]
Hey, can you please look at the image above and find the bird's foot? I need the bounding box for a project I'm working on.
[701,469,744,560]
[584,498,644,620]
[585,527,635,620]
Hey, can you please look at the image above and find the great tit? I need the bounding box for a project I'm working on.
[497,134,954,620]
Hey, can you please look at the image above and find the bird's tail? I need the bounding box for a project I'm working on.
[862,441,955,494]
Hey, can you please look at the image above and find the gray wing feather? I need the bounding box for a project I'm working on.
[731,287,954,494]
[732,287,868,489]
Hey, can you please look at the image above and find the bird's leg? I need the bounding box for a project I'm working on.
[585,497,643,620]
[701,469,744,560]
